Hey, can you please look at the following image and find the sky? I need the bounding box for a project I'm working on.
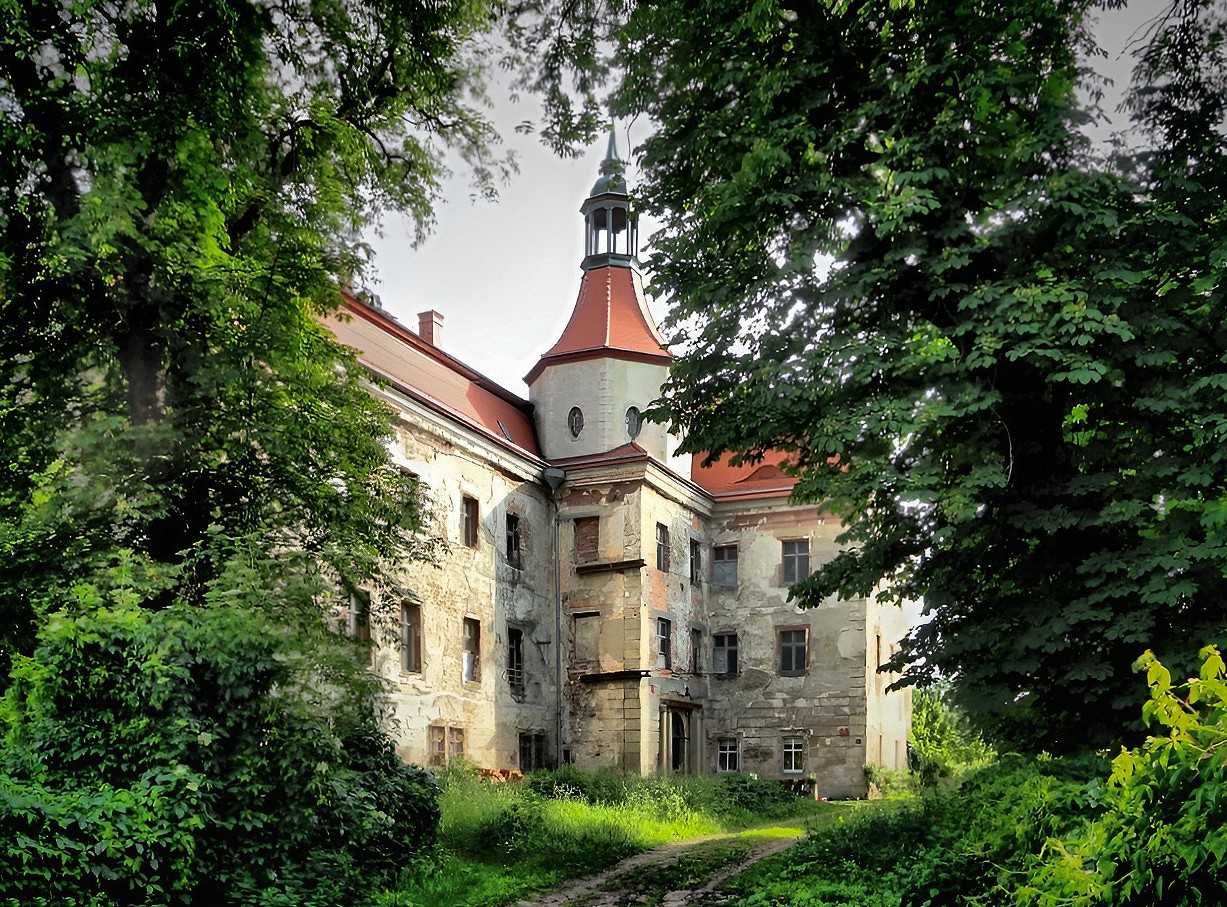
[364,2,1158,399]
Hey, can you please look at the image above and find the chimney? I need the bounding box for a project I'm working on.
[417,310,444,348]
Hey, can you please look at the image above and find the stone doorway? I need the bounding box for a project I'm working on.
[660,702,701,775]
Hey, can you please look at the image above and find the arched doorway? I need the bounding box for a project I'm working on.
[670,711,688,774]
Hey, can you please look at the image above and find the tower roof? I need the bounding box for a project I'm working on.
[525,265,670,384]
[590,129,627,196]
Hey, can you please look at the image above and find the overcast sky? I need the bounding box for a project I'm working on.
[364,2,1156,398]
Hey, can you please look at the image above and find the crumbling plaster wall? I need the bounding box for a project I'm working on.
[704,501,872,798]
[865,594,912,772]
[369,402,556,770]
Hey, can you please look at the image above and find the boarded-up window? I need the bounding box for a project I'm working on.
[573,613,600,663]
[462,496,479,547]
[713,545,738,589]
[401,601,422,673]
[448,726,465,760]
[508,627,525,696]
[575,516,599,564]
[463,617,481,682]
[713,633,738,675]
[778,628,807,675]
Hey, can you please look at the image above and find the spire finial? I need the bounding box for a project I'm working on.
[591,126,627,195]
[603,127,620,165]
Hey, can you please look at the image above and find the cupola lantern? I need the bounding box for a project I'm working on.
[582,130,639,269]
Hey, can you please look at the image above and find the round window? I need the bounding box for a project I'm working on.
[567,406,584,438]
[625,406,643,440]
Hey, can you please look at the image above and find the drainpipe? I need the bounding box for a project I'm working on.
[542,466,567,765]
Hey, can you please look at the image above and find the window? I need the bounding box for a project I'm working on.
[656,523,670,572]
[567,406,584,438]
[717,738,740,773]
[690,627,702,674]
[463,617,481,682]
[506,513,522,569]
[462,496,479,548]
[713,633,739,675]
[689,539,702,584]
[508,627,525,697]
[783,736,805,773]
[573,612,600,663]
[781,538,810,584]
[429,725,466,765]
[575,516,599,564]
[519,731,548,771]
[713,545,738,589]
[778,628,808,675]
[346,589,371,643]
[656,617,672,669]
[625,406,642,440]
[875,632,882,693]
[401,601,422,673]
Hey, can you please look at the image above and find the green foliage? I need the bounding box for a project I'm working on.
[0,604,439,905]
[512,0,1227,747]
[1023,646,1227,905]
[909,686,996,786]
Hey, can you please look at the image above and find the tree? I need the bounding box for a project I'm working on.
[510,0,1227,748]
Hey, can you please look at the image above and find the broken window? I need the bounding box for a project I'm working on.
[429,724,466,765]
[689,539,702,584]
[506,512,522,568]
[713,633,739,675]
[717,738,740,773]
[346,588,371,644]
[656,523,670,572]
[401,601,422,673]
[573,612,600,663]
[519,731,548,771]
[575,516,599,564]
[690,627,702,674]
[463,617,481,682]
[782,735,805,773]
[657,617,672,669]
[781,538,810,584]
[461,495,479,548]
[778,628,807,675]
[507,626,525,697]
[713,544,738,589]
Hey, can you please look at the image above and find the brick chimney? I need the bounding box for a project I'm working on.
[417,310,444,348]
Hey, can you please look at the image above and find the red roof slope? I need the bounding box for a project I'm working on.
[326,295,541,458]
[690,451,798,501]
[525,266,671,383]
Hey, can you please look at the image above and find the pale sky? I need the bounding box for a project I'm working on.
[365,3,1156,398]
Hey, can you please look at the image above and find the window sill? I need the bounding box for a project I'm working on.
[777,671,807,678]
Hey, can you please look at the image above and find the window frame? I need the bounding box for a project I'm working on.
[518,731,548,771]
[507,626,525,697]
[505,512,522,569]
[782,735,805,774]
[401,601,423,674]
[346,588,372,645]
[717,737,740,773]
[781,538,810,585]
[656,523,670,572]
[689,539,702,584]
[712,544,738,590]
[777,627,808,676]
[656,616,672,670]
[574,515,599,564]
[462,495,479,548]
[713,632,739,676]
[690,626,702,674]
[462,617,481,683]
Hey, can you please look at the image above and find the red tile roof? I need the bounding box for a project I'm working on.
[325,293,542,458]
[525,266,671,384]
[690,451,799,500]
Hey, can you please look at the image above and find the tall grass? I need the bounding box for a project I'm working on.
[378,763,826,907]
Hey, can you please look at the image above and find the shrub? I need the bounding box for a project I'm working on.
[0,605,438,905]
[910,686,995,786]
[1023,645,1227,906]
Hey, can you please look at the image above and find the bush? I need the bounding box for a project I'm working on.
[1023,646,1227,906]
[0,605,438,906]
[910,686,995,786]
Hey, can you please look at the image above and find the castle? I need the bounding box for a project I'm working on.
[324,135,910,798]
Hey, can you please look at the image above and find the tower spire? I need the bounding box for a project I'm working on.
[581,128,636,268]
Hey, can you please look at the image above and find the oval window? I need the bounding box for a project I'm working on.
[625,406,643,440]
[567,406,584,438]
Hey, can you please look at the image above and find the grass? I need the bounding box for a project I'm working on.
[377,764,836,907]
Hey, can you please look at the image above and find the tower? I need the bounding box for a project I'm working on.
[527,131,672,461]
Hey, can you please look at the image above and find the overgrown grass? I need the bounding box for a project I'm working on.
[378,764,832,907]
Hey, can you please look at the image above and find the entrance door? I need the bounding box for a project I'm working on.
[670,710,689,774]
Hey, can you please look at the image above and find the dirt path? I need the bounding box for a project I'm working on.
[512,821,807,907]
